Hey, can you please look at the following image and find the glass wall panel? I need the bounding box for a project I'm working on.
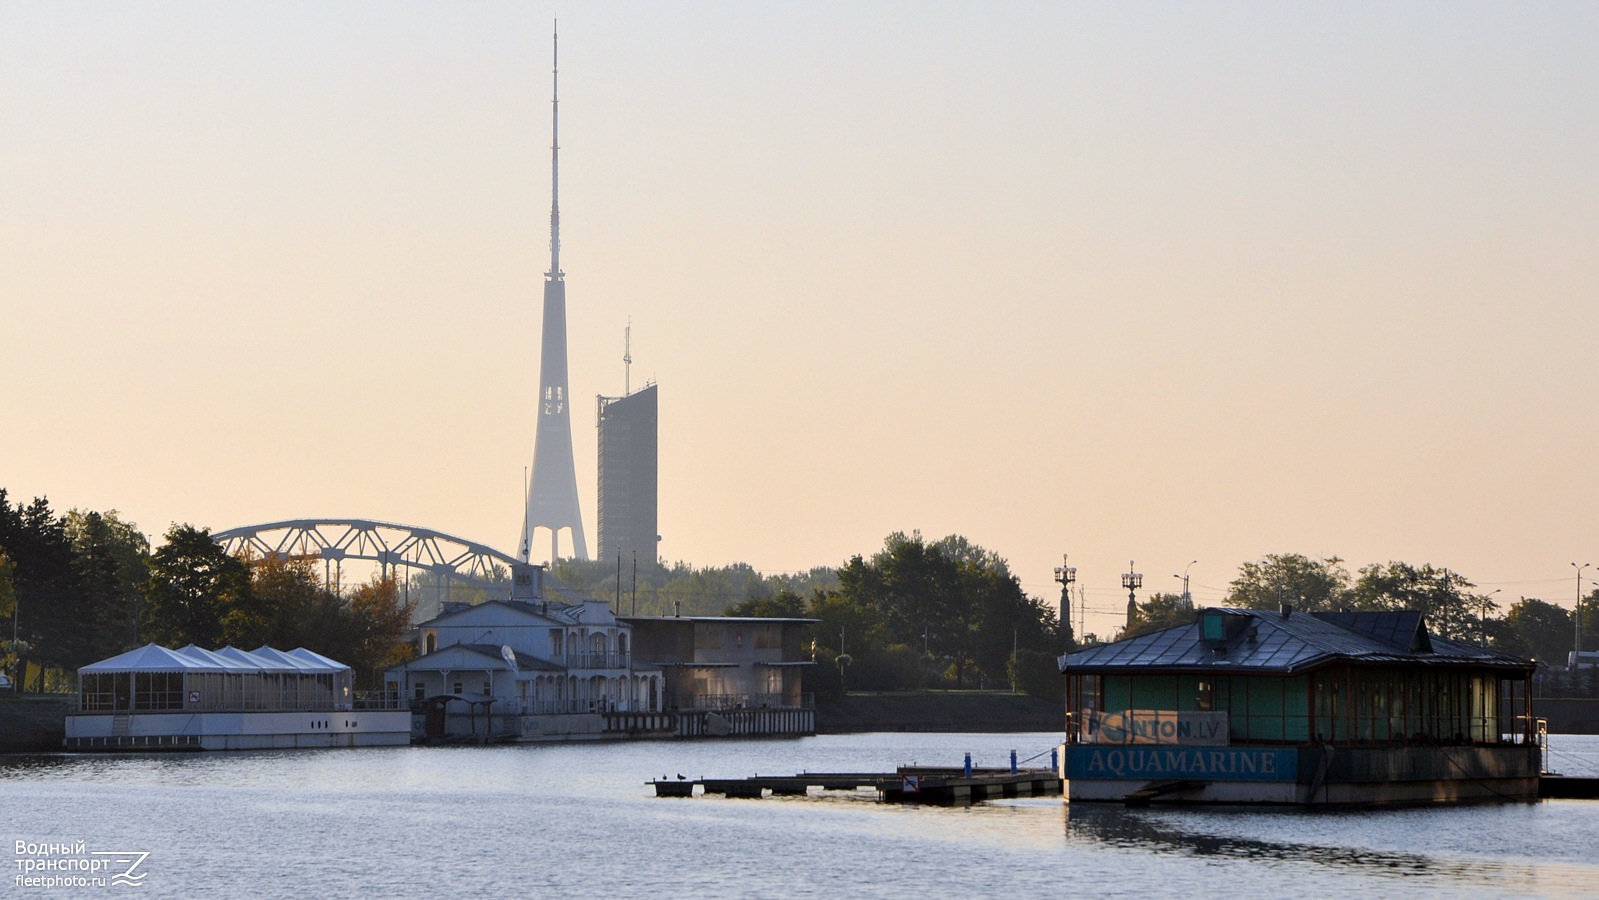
[1129,675,1177,710]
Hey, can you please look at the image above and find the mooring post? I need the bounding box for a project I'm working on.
[1051,747,1059,774]
[1010,750,1018,774]
[964,753,972,778]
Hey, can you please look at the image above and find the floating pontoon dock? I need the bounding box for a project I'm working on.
[652,766,1062,805]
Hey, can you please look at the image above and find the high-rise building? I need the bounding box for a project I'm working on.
[597,383,658,564]
[519,25,588,564]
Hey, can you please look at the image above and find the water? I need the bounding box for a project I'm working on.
[4,733,1598,898]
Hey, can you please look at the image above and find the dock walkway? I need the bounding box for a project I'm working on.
[652,766,1061,805]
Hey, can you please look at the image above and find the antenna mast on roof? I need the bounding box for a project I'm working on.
[548,20,562,281]
[623,318,632,395]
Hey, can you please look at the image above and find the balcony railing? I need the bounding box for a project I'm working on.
[354,691,409,710]
[505,698,660,716]
[686,693,814,711]
[564,652,631,670]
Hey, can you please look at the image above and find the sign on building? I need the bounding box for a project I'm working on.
[1090,710,1229,746]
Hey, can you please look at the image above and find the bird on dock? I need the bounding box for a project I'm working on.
[676,773,686,780]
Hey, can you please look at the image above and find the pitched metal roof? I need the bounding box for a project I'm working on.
[419,599,582,628]
[389,643,566,672]
[1059,608,1533,675]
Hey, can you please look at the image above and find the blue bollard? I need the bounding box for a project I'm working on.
[1051,747,1059,774]
[1011,749,1018,773]
[964,752,972,777]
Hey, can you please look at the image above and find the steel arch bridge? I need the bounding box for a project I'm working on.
[211,519,521,594]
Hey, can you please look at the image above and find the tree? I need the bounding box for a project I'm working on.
[1122,592,1197,639]
[341,574,417,688]
[0,550,17,683]
[724,590,807,618]
[1496,597,1571,665]
[1227,554,1352,612]
[141,524,252,648]
[829,532,1059,690]
[0,491,86,672]
[1581,589,1599,659]
[247,555,339,650]
[65,509,150,658]
[1352,562,1490,642]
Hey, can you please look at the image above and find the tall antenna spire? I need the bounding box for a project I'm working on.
[548,20,561,280]
[623,318,632,396]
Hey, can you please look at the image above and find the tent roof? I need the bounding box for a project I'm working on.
[285,647,349,671]
[80,644,219,673]
[214,646,297,672]
[79,644,355,674]
[176,645,259,671]
[252,646,348,672]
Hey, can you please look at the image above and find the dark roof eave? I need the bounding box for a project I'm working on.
[1062,655,1535,677]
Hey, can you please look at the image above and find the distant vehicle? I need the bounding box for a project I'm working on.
[0,672,12,691]
[1570,650,1599,670]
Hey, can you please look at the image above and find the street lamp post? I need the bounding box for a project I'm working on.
[1122,561,1143,630]
[1575,562,1591,668]
[1173,560,1197,609]
[1054,555,1078,647]
[1480,588,1501,645]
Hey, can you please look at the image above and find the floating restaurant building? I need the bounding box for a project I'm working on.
[622,615,817,737]
[388,598,670,742]
[1058,607,1541,805]
[65,643,410,751]
[385,599,816,742]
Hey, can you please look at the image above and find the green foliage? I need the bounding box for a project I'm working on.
[1582,589,1599,656]
[724,590,807,618]
[0,491,151,674]
[824,531,1061,691]
[141,524,253,649]
[342,575,418,685]
[549,558,839,618]
[245,557,416,689]
[0,551,14,623]
[1352,562,1491,641]
[1495,597,1570,664]
[1227,553,1352,612]
[65,509,150,654]
[1013,648,1065,701]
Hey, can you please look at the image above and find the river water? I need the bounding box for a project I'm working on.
[4,732,1598,898]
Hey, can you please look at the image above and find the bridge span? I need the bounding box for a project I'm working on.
[211,519,538,616]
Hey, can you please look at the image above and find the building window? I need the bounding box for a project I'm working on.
[424,632,437,654]
[453,682,463,695]
[414,683,426,701]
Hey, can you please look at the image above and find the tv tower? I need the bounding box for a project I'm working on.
[520,22,589,563]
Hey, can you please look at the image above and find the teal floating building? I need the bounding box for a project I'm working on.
[1058,606,1541,805]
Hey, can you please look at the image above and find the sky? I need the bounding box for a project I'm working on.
[4,2,1598,637]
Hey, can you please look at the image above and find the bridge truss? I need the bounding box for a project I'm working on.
[211,519,523,610]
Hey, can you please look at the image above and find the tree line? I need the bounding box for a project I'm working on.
[542,536,1064,700]
[0,490,414,691]
[722,532,1065,701]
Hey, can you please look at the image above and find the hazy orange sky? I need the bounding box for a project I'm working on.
[4,3,1597,637]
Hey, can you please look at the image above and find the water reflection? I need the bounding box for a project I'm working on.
[1062,802,1590,893]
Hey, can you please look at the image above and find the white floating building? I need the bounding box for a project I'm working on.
[65,643,410,751]
[388,598,673,742]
